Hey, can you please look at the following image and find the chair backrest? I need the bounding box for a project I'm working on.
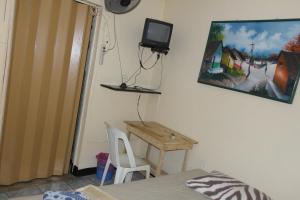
[104,122,136,168]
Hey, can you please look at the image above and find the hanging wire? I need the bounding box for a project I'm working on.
[100,13,113,51]
[137,94,146,126]
[153,54,164,90]
[138,45,160,70]
[115,16,124,83]
[126,45,161,86]
[105,14,117,51]
[125,47,155,85]
[101,14,124,83]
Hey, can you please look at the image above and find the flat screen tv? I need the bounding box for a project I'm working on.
[140,18,173,53]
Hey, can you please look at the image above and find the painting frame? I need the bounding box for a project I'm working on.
[198,18,300,104]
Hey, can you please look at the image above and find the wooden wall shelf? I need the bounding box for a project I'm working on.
[100,84,162,95]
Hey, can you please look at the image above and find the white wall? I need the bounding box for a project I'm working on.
[150,0,300,199]
[74,0,165,169]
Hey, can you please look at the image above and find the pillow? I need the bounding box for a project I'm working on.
[43,191,88,200]
[186,171,272,200]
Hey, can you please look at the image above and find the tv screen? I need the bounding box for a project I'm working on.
[141,18,173,52]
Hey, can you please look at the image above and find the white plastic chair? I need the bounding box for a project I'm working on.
[101,122,150,185]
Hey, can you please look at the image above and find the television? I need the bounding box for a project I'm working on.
[140,18,173,53]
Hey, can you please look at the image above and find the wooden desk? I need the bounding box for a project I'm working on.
[124,121,198,177]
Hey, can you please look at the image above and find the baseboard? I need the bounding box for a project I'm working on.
[71,164,97,177]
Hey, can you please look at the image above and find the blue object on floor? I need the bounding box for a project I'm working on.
[96,152,115,181]
[43,191,87,200]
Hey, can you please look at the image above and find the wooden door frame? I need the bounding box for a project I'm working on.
[71,5,103,169]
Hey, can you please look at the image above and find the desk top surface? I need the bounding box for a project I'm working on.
[124,121,198,150]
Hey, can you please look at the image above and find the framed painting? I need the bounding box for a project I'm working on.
[198,19,300,104]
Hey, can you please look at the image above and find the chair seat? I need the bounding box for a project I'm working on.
[101,123,151,185]
[119,154,148,168]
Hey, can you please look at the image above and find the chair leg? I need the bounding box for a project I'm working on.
[114,168,123,184]
[101,158,111,186]
[124,172,133,182]
[145,166,150,179]
[119,169,128,184]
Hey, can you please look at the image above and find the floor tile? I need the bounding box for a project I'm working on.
[0,193,8,200]
[6,186,42,198]
[38,181,72,193]
[0,186,9,193]
[85,175,101,186]
[65,177,94,190]
[0,180,38,194]
[0,173,119,199]
[31,178,54,185]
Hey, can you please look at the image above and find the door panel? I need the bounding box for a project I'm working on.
[0,0,93,185]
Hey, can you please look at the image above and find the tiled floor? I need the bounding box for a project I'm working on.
[0,172,145,199]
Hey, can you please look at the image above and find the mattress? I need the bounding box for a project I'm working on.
[101,169,210,200]
[10,169,210,200]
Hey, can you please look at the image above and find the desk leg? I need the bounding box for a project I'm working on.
[127,132,131,140]
[182,150,189,172]
[156,150,165,177]
[145,144,151,161]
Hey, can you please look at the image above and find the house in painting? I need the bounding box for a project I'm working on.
[221,47,244,70]
[273,51,300,96]
[231,49,244,69]
[201,41,224,74]
[221,47,235,69]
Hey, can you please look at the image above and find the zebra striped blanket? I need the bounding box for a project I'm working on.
[186,171,272,200]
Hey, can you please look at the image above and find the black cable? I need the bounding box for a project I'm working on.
[128,67,142,87]
[128,47,160,86]
[125,51,155,85]
[137,94,146,126]
[126,45,160,86]
[139,54,160,70]
[153,54,164,90]
[138,45,161,70]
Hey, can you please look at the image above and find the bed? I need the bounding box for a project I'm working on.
[11,169,210,200]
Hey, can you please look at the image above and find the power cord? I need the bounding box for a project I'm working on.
[105,14,116,51]
[137,94,146,126]
[126,45,161,86]
[116,26,124,83]
[153,54,164,90]
[140,53,160,70]
[125,48,155,86]
[138,45,161,70]
[101,14,124,83]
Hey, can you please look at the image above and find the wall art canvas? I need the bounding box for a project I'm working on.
[198,19,300,104]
